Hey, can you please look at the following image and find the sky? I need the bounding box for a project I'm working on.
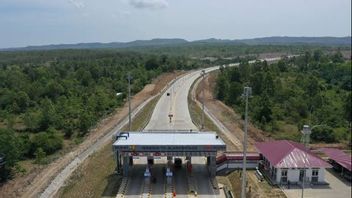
[0,0,351,48]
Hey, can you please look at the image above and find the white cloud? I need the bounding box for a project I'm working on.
[69,0,86,9]
[129,0,168,9]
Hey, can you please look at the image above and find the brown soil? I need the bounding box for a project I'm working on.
[195,71,272,152]
[0,71,184,198]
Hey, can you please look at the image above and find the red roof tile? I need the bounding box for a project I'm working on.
[320,148,352,171]
[255,140,331,168]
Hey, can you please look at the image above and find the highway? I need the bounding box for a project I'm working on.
[125,66,223,197]
[122,57,286,197]
[144,66,224,130]
[37,57,285,198]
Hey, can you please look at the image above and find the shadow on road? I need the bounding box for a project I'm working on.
[326,168,352,186]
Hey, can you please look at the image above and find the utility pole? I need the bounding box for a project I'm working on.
[241,86,251,198]
[127,72,132,131]
[300,124,324,198]
[201,70,205,130]
[300,124,311,198]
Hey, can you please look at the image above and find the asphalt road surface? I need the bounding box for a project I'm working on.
[121,57,285,197]
[144,66,221,130]
[126,66,223,197]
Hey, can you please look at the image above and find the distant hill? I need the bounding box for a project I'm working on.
[2,38,188,51]
[1,36,350,51]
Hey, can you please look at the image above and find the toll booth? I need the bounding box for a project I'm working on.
[113,131,226,177]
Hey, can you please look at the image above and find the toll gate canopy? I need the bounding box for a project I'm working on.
[113,131,226,157]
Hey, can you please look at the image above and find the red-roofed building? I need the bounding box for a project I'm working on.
[255,140,331,185]
[320,148,352,181]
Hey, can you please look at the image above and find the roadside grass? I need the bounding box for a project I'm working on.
[271,121,300,141]
[56,96,159,198]
[188,75,240,151]
[227,171,286,198]
[187,74,223,133]
[188,97,219,132]
[188,85,239,151]
[57,142,120,198]
[122,96,160,131]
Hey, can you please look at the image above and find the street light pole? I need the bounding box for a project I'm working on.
[241,86,251,198]
[300,124,325,198]
[201,70,205,130]
[127,72,132,131]
[300,125,311,198]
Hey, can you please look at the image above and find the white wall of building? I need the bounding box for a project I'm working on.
[274,167,326,184]
[318,168,325,182]
[288,169,300,182]
[276,168,281,183]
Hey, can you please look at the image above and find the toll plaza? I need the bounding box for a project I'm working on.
[113,131,226,177]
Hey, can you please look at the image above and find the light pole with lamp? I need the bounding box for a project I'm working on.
[127,73,132,131]
[241,86,252,198]
[300,124,325,198]
[201,70,206,130]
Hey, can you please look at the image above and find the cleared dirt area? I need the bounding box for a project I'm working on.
[0,71,184,198]
[195,71,272,151]
[194,72,286,197]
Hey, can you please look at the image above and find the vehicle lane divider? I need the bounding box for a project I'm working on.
[116,177,129,198]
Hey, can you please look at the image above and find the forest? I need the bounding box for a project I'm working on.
[215,51,351,143]
[0,46,350,181]
[0,50,199,180]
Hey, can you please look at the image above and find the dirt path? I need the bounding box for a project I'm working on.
[0,71,183,198]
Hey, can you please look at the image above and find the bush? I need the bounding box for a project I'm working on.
[34,148,46,164]
[0,128,21,181]
[311,126,336,143]
[31,129,63,155]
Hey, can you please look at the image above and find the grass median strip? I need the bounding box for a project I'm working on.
[188,76,237,150]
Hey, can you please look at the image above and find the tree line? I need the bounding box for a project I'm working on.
[215,51,351,143]
[0,50,200,180]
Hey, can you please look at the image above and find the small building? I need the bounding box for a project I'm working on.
[320,148,352,181]
[255,140,331,185]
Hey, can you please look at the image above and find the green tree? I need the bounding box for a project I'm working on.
[216,75,228,101]
[238,62,250,82]
[0,128,21,180]
[250,72,264,95]
[254,94,273,125]
[145,56,160,70]
[277,60,287,72]
[24,110,43,131]
[225,82,242,105]
[313,50,323,62]
[311,126,336,143]
[344,92,352,122]
[31,129,63,155]
[15,91,30,111]
[79,111,95,135]
[331,51,344,63]
[34,148,46,164]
